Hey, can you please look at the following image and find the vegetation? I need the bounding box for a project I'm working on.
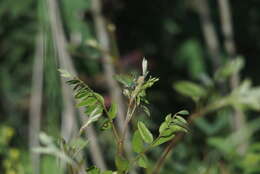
[1,0,260,174]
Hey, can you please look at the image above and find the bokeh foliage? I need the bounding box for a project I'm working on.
[1,0,260,174]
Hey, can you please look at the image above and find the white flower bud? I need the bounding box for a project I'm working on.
[142,58,148,76]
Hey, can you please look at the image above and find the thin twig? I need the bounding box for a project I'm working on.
[29,32,44,174]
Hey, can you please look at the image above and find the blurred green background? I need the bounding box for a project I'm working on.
[1,0,260,174]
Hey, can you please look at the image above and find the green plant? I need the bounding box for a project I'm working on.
[0,125,25,174]
[37,59,189,174]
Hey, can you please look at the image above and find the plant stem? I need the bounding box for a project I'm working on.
[119,76,145,155]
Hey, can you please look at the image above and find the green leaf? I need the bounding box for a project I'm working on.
[174,81,206,100]
[175,116,188,125]
[115,155,129,172]
[142,77,159,89]
[214,57,244,82]
[102,171,113,174]
[141,105,150,117]
[171,119,188,130]
[85,105,103,116]
[69,137,88,152]
[76,97,96,107]
[132,131,144,153]
[137,121,154,144]
[138,155,149,168]
[94,93,105,105]
[86,166,101,174]
[159,122,168,134]
[176,39,206,79]
[58,69,72,78]
[170,125,188,133]
[152,134,175,147]
[108,102,118,119]
[75,90,89,99]
[176,110,189,116]
[79,110,102,134]
[114,74,134,87]
[165,114,172,122]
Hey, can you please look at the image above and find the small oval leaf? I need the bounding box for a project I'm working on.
[108,102,118,119]
[137,121,153,144]
[138,155,149,168]
[132,131,144,153]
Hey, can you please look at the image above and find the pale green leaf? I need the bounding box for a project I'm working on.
[170,125,188,133]
[115,155,129,172]
[76,97,96,107]
[79,112,102,134]
[138,155,149,168]
[174,81,206,100]
[132,131,144,153]
[152,134,175,147]
[141,105,150,117]
[159,122,168,134]
[86,166,101,174]
[214,57,244,82]
[137,121,153,144]
[58,69,72,78]
[175,116,188,124]
[108,102,118,119]
[176,110,190,116]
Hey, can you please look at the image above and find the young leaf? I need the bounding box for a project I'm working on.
[75,90,89,99]
[86,166,101,174]
[141,105,150,117]
[176,110,190,116]
[79,111,102,134]
[58,69,72,78]
[114,74,134,88]
[170,125,188,133]
[175,116,188,124]
[152,134,175,147]
[69,137,88,152]
[159,122,168,134]
[108,102,118,119]
[132,131,144,153]
[138,155,149,168]
[115,155,129,172]
[165,114,172,122]
[214,57,244,82]
[94,93,105,105]
[76,97,96,107]
[174,81,206,100]
[137,121,154,144]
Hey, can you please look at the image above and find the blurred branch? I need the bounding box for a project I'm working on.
[196,0,221,71]
[90,0,133,162]
[217,0,247,154]
[46,0,107,170]
[29,32,44,174]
